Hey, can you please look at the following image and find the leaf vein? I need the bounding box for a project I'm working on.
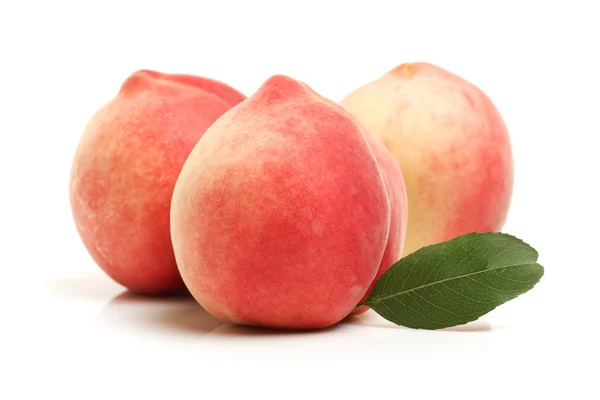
[367,262,540,303]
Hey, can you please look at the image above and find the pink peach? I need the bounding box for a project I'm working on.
[170,75,394,329]
[70,70,245,294]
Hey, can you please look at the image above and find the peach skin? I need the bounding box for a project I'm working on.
[70,70,245,294]
[341,62,513,256]
[351,129,408,314]
[171,75,393,329]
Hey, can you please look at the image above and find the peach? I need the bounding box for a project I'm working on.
[170,75,394,329]
[70,70,245,294]
[341,62,513,256]
[351,130,408,314]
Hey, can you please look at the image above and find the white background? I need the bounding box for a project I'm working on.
[1,1,599,399]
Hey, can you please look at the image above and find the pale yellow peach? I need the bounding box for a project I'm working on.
[341,62,513,256]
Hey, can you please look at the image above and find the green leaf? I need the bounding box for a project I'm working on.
[361,232,544,330]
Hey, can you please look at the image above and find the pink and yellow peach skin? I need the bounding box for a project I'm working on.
[341,62,513,256]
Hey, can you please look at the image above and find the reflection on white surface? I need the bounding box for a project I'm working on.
[87,285,499,362]
[47,271,123,301]
[94,291,224,336]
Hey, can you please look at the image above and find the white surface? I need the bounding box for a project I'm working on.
[1,1,599,399]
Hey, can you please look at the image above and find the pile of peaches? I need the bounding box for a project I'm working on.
[70,63,512,329]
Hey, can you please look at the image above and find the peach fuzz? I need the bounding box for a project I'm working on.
[70,70,245,294]
[341,62,513,256]
[171,75,397,329]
